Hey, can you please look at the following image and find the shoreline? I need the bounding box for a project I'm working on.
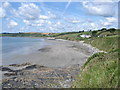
[1,37,101,88]
[5,39,100,67]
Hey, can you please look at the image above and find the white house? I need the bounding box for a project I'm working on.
[80,35,91,38]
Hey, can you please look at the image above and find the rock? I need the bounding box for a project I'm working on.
[2,64,81,88]
[24,65,37,70]
[4,72,17,76]
[9,62,31,67]
[1,67,14,72]
[14,78,18,82]
[38,47,51,52]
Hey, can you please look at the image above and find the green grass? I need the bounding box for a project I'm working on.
[55,33,86,41]
[72,36,119,88]
[1,33,49,37]
[73,51,118,88]
[0,34,2,37]
[84,36,118,52]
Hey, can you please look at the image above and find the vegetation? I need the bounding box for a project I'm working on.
[1,28,119,38]
[72,36,119,88]
[84,36,118,52]
[91,31,97,37]
[1,33,49,37]
[73,52,118,88]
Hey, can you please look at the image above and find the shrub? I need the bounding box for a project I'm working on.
[91,31,97,37]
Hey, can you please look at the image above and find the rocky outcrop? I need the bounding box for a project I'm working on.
[1,63,81,88]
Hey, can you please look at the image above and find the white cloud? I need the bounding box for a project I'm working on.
[23,20,31,25]
[17,3,40,20]
[82,1,116,17]
[106,17,117,22]
[39,15,49,19]
[0,7,6,18]
[23,19,48,27]
[70,20,81,24]
[47,11,57,19]
[81,21,99,30]
[8,20,18,28]
[3,2,11,8]
[65,17,81,24]
[101,17,117,27]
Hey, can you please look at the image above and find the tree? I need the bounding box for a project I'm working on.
[101,28,107,31]
[92,31,97,37]
[108,28,116,34]
[79,31,82,33]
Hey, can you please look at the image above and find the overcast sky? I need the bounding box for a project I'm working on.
[0,0,119,33]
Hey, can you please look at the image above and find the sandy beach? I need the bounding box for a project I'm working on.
[12,39,100,67]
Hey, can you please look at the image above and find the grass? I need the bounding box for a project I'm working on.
[73,51,118,88]
[84,52,105,67]
[1,33,49,37]
[84,36,118,52]
[54,33,88,41]
[0,34,2,37]
[72,36,119,88]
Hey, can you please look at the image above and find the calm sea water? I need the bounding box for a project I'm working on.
[1,37,48,65]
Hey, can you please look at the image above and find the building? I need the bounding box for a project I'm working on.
[80,35,91,38]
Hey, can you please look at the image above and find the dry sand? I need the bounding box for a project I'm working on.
[12,39,100,67]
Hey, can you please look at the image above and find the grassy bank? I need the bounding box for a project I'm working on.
[72,36,119,88]
[84,36,118,52]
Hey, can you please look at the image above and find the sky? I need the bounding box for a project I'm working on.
[0,0,119,33]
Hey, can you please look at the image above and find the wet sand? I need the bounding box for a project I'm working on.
[12,39,100,67]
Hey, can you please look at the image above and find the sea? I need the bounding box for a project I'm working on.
[1,37,49,65]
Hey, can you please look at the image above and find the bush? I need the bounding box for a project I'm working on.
[91,31,97,37]
[101,28,107,31]
[107,28,116,34]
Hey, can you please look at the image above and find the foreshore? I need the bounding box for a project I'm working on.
[9,39,100,67]
[1,39,101,88]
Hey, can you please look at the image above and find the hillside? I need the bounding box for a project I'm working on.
[72,36,119,88]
